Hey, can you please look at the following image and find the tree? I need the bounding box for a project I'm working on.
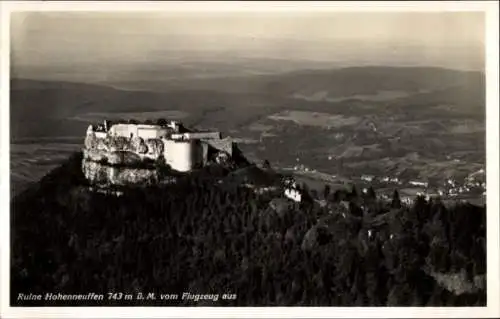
[349,202,363,218]
[11,150,487,307]
[262,159,271,170]
[157,118,168,126]
[367,186,376,200]
[391,189,402,209]
[301,182,310,195]
[310,189,319,200]
[330,189,348,203]
[323,184,331,200]
[349,185,359,201]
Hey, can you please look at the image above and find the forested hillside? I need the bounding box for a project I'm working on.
[10,152,486,306]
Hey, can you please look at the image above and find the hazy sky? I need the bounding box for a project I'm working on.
[11,11,485,70]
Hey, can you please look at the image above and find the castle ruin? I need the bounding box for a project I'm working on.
[82,119,236,187]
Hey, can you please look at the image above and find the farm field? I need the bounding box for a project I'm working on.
[267,110,362,128]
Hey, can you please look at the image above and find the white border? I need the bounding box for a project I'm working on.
[1,1,499,318]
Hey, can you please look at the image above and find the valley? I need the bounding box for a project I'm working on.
[10,66,486,200]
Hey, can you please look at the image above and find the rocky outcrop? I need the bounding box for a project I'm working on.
[82,131,170,188]
[82,159,162,187]
[82,126,241,189]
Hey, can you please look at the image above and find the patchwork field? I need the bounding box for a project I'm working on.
[448,120,486,134]
[292,89,412,102]
[267,110,361,128]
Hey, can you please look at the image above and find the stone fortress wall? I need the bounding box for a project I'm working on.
[82,119,235,188]
[84,120,234,172]
[82,119,304,203]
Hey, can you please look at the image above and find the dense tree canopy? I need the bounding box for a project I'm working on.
[10,152,486,306]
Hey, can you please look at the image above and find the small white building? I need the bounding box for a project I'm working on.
[401,197,412,205]
[361,175,374,182]
[285,188,302,202]
[410,181,428,188]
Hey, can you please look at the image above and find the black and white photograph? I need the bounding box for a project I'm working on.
[1,1,499,318]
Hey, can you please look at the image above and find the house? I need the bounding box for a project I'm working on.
[409,180,428,188]
[390,177,400,183]
[284,188,302,202]
[361,175,374,182]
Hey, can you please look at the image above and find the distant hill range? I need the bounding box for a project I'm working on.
[10,66,485,137]
[11,66,484,108]
[149,66,484,96]
[10,66,485,196]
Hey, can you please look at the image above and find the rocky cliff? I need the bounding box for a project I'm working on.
[82,132,170,188]
[82,127,247,189]
[81,159,167,187]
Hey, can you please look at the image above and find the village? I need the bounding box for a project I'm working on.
[283,162,486,205]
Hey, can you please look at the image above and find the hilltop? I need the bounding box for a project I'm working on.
[10,149,486,306]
